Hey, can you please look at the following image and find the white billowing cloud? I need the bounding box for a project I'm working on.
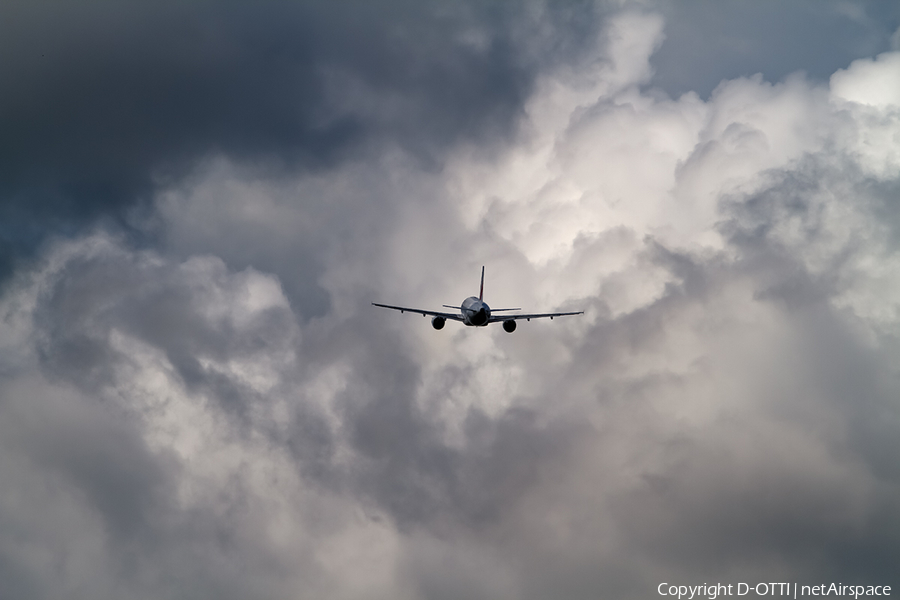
[1,8,900,600]
[831,51,900,108]
[446,13,900,328]
[0,233,412,600]
[830,52,900,180]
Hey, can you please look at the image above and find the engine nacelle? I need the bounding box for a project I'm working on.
[431,316,446,330]
[502,319,517,333]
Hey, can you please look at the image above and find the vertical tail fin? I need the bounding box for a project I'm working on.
[479,266,485,301]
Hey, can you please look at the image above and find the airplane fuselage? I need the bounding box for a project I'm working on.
[461,296,491,326]
[371,266,583,332]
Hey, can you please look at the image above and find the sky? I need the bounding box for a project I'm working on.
[1,1,900,598]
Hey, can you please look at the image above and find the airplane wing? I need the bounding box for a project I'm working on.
[372,303,465,321]
[488,310,583,323]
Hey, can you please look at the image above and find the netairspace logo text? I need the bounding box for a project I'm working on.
[658,583,892,600]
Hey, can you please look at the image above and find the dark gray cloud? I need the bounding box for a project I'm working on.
[1,2,900,599]
[0,0,602,280]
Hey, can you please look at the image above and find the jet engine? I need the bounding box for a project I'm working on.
[432,316,446,330]
[502,319,517,333]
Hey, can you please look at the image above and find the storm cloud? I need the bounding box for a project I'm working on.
[1,1,900,598]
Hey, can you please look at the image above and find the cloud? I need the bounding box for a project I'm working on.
[832,51,900,108]
[0,4,899,599]
[650,0,900,99]
[0,0,605,282]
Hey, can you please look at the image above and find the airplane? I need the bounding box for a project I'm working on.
[372,267,583,333]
